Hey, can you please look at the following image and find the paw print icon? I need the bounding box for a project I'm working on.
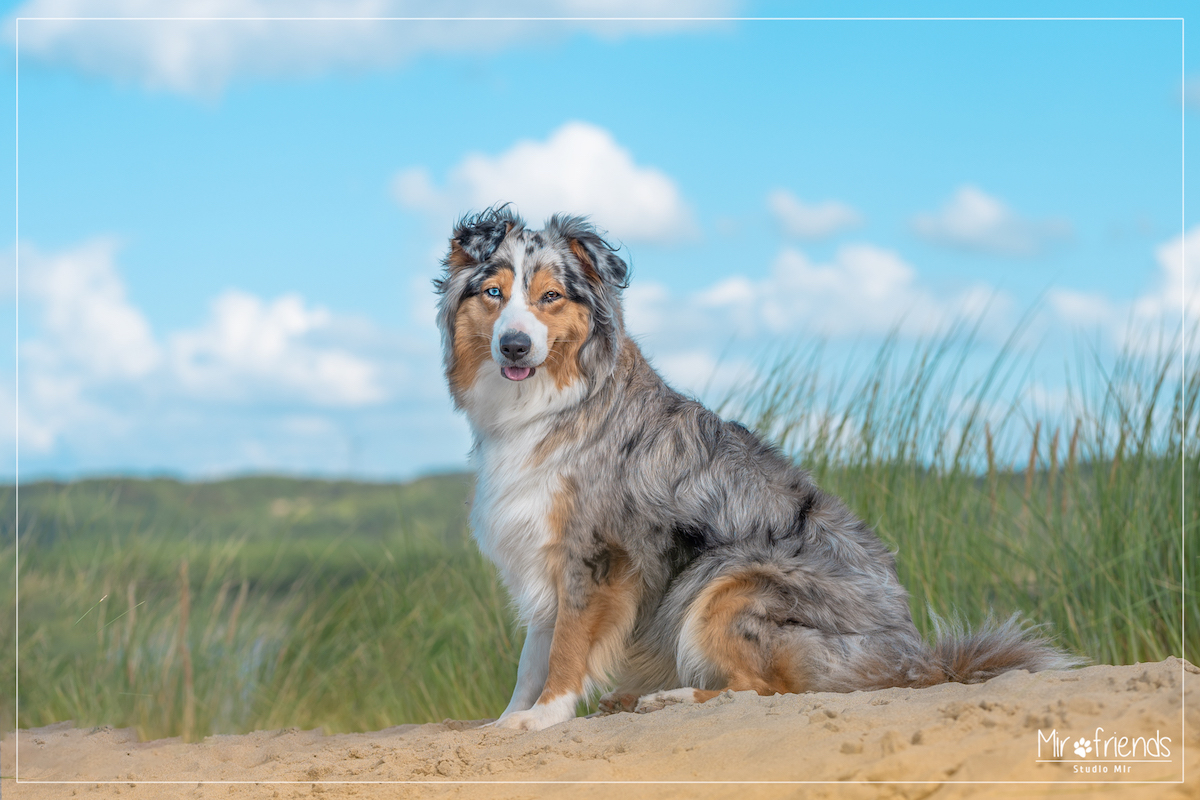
[1074,738,1093,758]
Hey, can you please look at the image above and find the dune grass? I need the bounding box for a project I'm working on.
[721,327,1195,667]
[1,474,522,740]
[1,329,1195,740]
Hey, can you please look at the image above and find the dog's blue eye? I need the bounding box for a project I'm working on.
[485,287,502,298]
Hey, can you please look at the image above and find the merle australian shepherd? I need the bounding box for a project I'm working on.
[433,206,1076,731]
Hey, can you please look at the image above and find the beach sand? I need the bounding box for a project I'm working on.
[4,657,1196,799]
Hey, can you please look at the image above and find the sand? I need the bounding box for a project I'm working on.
[3,657,1196,799]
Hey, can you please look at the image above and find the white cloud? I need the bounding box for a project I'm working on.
[743,244,1002,338]
[651,349,753,397]
[1046,226,1200,347]
[13,238,388,454]
[169,290,385,406]
[767,188,862,240]
[912,185,1071,257]
[1134,225,1200,325]
[395,121,696,244]
[695,275,755,309]
[622,279,672,337]
[5,372,100,454]
[623,243,1009,391]
[1047,288,1117,329]
[16,240,159,453]
[21,238,161,380]
[617,242,1015,409]
[10,0,740,95]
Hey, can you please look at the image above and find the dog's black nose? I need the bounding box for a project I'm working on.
[499,331,532,362]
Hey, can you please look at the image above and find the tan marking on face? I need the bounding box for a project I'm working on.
[448,269,512,399]
[527,267,590,390]
[690,572,806,697]
[537,544,639,704]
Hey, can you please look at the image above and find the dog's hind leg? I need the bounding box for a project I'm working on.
[632,569,809,713]
[597,642,678,714]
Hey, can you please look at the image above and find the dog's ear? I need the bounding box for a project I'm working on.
[548,214,629,289]
[446,206,522,270]
[434,206,523,296]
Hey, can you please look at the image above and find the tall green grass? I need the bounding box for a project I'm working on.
[1,474,523,740]
[721,327,1196,667]
[2,329,1195,741]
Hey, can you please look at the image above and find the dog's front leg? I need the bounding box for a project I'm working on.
[492,556,636,731]
[496,622,553,719]
[490,600,593,731]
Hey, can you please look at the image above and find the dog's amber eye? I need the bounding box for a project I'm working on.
[542,290,562,303]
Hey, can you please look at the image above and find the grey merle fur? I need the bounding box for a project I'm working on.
[434,207,1079,706]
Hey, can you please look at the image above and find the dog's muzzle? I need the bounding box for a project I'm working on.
[498,331,536,381]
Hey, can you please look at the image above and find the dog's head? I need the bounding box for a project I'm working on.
[434,206,629,412]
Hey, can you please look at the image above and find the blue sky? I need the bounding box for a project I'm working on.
[2,1,1196,481]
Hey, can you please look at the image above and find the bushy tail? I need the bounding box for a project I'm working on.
[912,612,1086,687]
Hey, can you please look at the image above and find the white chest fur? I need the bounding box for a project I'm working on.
[470,429,561,627]
[462,362,586,626]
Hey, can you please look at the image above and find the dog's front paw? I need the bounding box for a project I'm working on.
[490,702,574,731]
[488,713,533,730]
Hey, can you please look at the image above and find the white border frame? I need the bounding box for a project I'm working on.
[7,12,1189,790]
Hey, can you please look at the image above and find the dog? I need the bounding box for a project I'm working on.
[433,206,1077,731]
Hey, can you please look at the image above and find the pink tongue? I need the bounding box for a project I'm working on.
[502,366,532,381]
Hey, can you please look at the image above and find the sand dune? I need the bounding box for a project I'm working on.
[5,657,1196,799]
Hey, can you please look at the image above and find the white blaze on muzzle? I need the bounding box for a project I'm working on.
[491,254,549,381]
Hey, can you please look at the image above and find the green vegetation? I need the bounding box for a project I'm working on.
[1,473,523,740]
[723,328,1196,668]
[2,331,1195,741]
